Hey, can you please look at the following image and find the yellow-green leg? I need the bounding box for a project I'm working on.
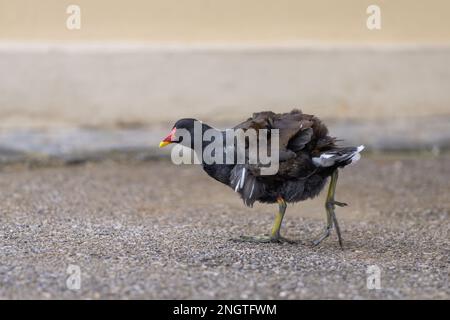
[270,197,287,239]
[238,197,291,243]
[312,170,347,248]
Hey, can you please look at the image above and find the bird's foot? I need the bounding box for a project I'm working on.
[330,200,347,207]
[311,227,331,247]
[311,226,344,249]
[233,234,294,244]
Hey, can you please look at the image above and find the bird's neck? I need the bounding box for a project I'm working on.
[185,122,221,151]
[183,122,231,183]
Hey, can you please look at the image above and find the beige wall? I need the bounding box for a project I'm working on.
[1,45,449,128]
[1,1,449,130]
[1,0,450,43]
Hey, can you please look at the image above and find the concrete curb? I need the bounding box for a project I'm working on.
[1,43,449,127]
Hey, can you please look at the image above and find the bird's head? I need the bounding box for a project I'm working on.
[159,118,200,148]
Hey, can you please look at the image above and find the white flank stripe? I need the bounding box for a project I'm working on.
[234,179,240,192]
[249,181,255,198]
[239,168,246,189]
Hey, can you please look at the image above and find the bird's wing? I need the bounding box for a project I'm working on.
[230,110,336,205]
[233,109,330,162]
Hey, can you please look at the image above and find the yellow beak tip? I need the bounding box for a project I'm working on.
[159,141,170,148]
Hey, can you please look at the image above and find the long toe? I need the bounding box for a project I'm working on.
[277,236,296,244]
[332,200,348,207]
[311,228,331,246]
[231,234,290,243]
[238,235,273,243]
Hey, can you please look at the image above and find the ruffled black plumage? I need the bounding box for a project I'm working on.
[226,109,363,206]
[168,110,364,207]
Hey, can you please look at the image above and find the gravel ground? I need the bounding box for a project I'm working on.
[0,154,449,299]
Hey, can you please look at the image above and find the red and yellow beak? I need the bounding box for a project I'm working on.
[159,127,176,148]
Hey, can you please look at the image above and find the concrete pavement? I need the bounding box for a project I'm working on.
[0,154,448,299]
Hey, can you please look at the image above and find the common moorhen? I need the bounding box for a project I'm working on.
[159,109,364,248]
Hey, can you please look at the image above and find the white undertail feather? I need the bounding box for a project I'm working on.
[350,152,361,163]
[312,145,365,167]
[348,145,364,165]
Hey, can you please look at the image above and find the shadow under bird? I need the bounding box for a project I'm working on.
[159,109,364,248]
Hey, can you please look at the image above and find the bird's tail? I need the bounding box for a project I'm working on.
[312,145,365,168]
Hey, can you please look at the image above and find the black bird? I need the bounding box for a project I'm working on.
[159,109,364,248]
